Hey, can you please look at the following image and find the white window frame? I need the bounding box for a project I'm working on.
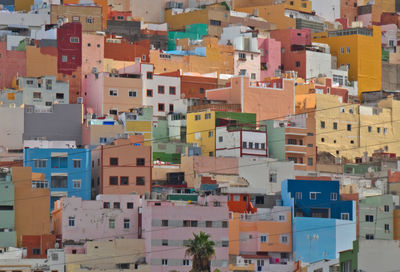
[109,89,118,96]
[128,90,137,97]
[280,234,289,244]
[70,37,79,43]
[330,192,338,201]
[161,259,168,266]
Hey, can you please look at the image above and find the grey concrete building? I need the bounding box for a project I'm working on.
[23,104,82,145]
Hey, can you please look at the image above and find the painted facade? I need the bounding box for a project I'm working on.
[258,37,281,80]
[0,169,16,247]
[52,194,141,243]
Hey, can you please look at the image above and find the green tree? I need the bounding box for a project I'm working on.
[185,231,216,272]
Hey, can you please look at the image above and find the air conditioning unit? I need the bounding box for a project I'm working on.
[92,67,98,73]
[77,97,83,104]
[181,93,185,99]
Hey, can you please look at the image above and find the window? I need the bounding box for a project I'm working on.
[208,131,213,138]
[124,219,130,229]
[365,215,374,222]
[206,221,212,228]
[169,104,174,113]
[205,113,211,119]
[162,220,168,226]
[109,108,117,115]
[340,47,344,54]
[109,219,115,229]
[110,158,118,166]
[296,61,300,67]
[279,215,286,221]
[320,121,325,128]
[87,17,94,23]
[34,159,47,168]
[72,16,79,22]
[260,235,268,243]
[109,89,118,96]
[127,202,134,209]
[295,192,302,199]
[114,202,120,209]
[346,47,350,53]
[183,220,190,227]
[255,143,259,149]
[210,19,221,26]
[333,122,338,130]
[384,205,390,212]
[368,126,372,133]
[384,128,388,135]
[307,158,313,166]
[288,139,297,145]
[385,224,390,231]
[191,220,198,227]
[157,103,165,112]
[248,142,253,149]
[146,89,153,97]
[200,88,205,94]
[310,192,317,200]
[32,180,48,188]
[365,234,374,240]
[51,175,67,188]
[222,221,228,228]
[158,86,165,94]
[109,176,118,185]
[136,177,145,185]
[341,213,349,220]
[162,259,168,266]
[103,202,110,209]
[221,241,229,247]
[269,173,277,183]
[347,124,352,131]
[33,92,42,99]
[72,180,81,189]
[68,216,75,227]
[70,37,79,43]
[377,127,381,134]
[169,86,176,95]
[251,73,256,79]
[162,239,168,246]
[238,52,246,60]
[243,141,247,148]
[146,72,153,79]
[62,55,68,62]
[32,248,41,255]
[135,158,145,167]
[120,176,129,185]
[56,93,64,99]
[183,260,190,266]
[72,159,81,168]
[280,235,289,244]
[129,90,137,97]
[261,143,265,150]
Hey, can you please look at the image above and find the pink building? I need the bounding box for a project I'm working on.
[142,195,229,272]
[0,41,26,88]
[206,76,295,122]
[82,33,104,77]
[52,194,141,243]
[258,38,281,80]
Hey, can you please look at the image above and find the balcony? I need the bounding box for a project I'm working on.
[285,145,307,154]
[229,263,255,271]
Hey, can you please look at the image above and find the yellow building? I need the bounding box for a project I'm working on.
[313,26,382,98]
[235,0,313,30]
[186,110,216,157]
[164,2,230,37]
[301,94,400,161]
[120,108,152,146]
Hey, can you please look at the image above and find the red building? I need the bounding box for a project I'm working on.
[227,193,257,214]
[0,41,26,88]
[104,36,150,62]
[108,10,132,21]
[57,22,82,103]
[22,234,56,259]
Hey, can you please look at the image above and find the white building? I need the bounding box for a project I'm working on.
[141,63,181,117]
[215,125,267,158]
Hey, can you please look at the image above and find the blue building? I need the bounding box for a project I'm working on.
[281,179,356,264]
[24,148,91,209]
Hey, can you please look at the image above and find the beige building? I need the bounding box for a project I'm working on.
[66,239,150,272]
[51,5,103,32]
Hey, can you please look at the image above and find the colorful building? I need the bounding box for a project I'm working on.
[0,41,26,89]
[186,110,256,157]
[281,179,356,263]
[168,23,208,51]
[313,26,382,98]
[52,194,141,243]
[229,207,295,271]
[0,168,16,247]
[23,145,92,210]
[119,107,152,145]
[91,135,152,197]
[206,76,295,122]
[142,194,229,272]
[258,37,281,80]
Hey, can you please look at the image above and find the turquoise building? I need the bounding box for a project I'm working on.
[168,24,208,50]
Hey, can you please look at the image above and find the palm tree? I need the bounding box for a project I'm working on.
[185,231,216,272]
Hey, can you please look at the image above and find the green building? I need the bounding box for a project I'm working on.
[0,170,16,247]
[168,24,208,50]
[339,240,358,272]
[262,120,285,161]
[359,194,394,240]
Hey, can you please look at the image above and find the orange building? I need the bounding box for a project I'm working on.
[92,135,152,196]
[229,207,293,270]
[149,37,234,75]
[206,76,295,122]
[12,167,55,258]
[104,36,150,62]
